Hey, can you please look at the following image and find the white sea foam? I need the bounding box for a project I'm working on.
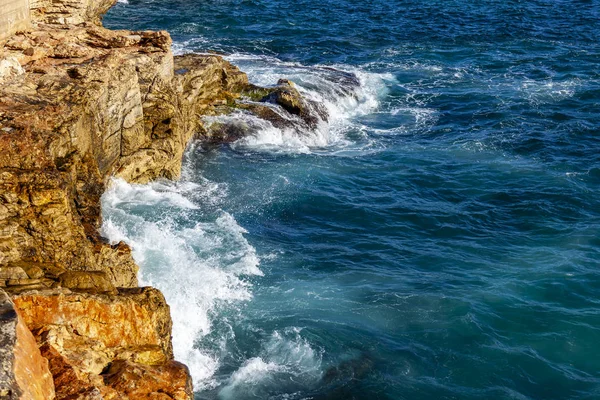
[213,53,393,154]
[488,77,580,107]
[101,50,391,393]
[101,178,261,390]
[388,106,438,131]
[219,328,322,399]
[518,79,579,105]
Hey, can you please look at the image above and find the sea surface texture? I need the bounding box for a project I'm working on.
[102,1,600,399]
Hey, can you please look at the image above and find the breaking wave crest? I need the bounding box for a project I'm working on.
[219,328,323,400]
[101,178,261,390]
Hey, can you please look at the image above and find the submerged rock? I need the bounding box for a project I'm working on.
[322,353,374,384]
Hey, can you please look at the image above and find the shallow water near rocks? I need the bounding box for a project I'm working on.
[102,1,600,399]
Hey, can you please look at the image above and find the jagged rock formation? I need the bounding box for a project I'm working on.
[0,0,245,396]
[0,28,248,279]
[0,0,328,397]
[12,287,191,399]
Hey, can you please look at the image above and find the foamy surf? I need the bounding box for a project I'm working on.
[219,328,323,400]
[101,178,261,390]
[204,53,395,154]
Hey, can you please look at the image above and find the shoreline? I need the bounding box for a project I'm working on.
[0,0,326,397]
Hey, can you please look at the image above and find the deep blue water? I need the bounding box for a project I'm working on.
[103,1,600,399]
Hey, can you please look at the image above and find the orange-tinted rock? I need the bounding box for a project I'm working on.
[0,289,55,399]
[103,360,193,400]
[11,287,183,398]
[13,287,173,362]
[40,343,120,400]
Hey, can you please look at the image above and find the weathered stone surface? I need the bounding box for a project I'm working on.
[30,0,118,26]
[0,266,27,281]
[57,271,116,294]
[0,289,55,399]
[11,287,178,398]
[0,0,30,43]
[263,78,328,127]
[103,360,193,400]
[13,287,173,362]
[0,56,24,84]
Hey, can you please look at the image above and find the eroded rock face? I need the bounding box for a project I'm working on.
[103,360,193,400]
[14,287,174,365]
[0,26,249,283]
[0,18,244,395]
[0,289,55,400]
[30,0,118,25]
[11,287,190,399]
[0,15,324,283]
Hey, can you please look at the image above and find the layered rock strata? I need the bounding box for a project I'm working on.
[0,0,329,397]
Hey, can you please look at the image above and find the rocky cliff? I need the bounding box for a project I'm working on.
[0,0,326,397]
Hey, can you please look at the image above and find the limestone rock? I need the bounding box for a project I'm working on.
[0,57,23,85]
[0,0,31,43]
[30,0,119,26]
[13,287,174,362]
[0,0,328,397]
[0,266,28,281]
[57,271,117,294]
[0,289,55,399]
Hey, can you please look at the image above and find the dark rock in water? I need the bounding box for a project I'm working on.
[204,77,334,143]
[204,119,254,144]
[261,79,328,128]
[267,79,305,116]
[322,353,375,384]
[320,67,361,87]
[310,353,377,400]
[240,83,275,101]
[239,102,304,130]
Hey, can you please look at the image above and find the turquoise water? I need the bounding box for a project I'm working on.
[102,1,600,399]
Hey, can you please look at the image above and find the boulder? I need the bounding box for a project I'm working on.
[0,57,24,85]
[103,360,193,400]
[262,79,328,127]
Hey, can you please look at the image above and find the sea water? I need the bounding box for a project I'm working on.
[102,1,600,399]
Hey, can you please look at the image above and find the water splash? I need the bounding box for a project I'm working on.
[101,178,261,390]
[211,54,394,154]
[219,328,323,400]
